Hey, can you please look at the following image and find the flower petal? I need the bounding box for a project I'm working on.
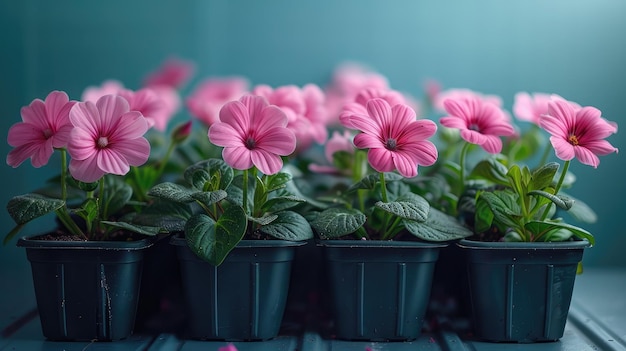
[97,148,131,176]
[392,151,418,178]
[222,146,253,170]
[573,146,601,168]
[550,136,575,161]
[209,122,243,147]
[255,127,296,155]
[218,100,249,136]
[69,157,106,183]
[251,149,284,175]
[367,148,395,173]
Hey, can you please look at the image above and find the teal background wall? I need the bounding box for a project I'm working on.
[1,0,624,266]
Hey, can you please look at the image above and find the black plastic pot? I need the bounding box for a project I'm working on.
[319,240,446,341]
[17,235,154,341]
[171,235,305,341]
[457,239,590,343]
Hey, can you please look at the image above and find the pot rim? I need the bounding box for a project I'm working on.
[17,235,155,250]
[456,238,591,250]
[317,239,448,249]
[169,233,307,248]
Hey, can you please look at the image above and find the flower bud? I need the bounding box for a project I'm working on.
[171,120,192,144]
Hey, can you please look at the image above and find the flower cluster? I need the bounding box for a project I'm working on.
[4,58,195,242]
[5,59,619,262]
[425,89,618,243]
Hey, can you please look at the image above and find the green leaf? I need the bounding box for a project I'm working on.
[530,162,559,190]
[133,200,192,232]
[249,214,278,226]
[262,195,307,213]
[101,221,162,236]
[347,173,379,192]
[347,172,402,192]
[332,150,354,171]
[560,193,597,224]
[264,172,292,192]
[524,220,595,245]
[260,211,314,241]
[506,164,526,198]
[185,204,248,266]
[473,195,494,233]
[374,192,429,222]
[191,190,228,207]
[148,182,198,203]
[68,177,99,192]
[7,194,65,224]
[310,207,366,239]
[74,198,98,226]
[469,158,509,185]
[4,224,25,245]
[479,190,521,230]
[254,175,268,210]
[184,158,234,191]
[528,190,574,210]
[403,207,473,241]
[102,176,133,219]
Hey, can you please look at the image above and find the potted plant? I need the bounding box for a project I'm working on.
[144,94,314,341]
[428,89,619,342]
[301,89,473,341]
[2,88,183,341]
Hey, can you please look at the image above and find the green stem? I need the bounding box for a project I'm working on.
[242,169,249,216]
[379,172,388,203]
[379,172,392,239]
[541,160,570,220]
[56,149,87,240]
[96,177,105,239]
[354,150,367,212]
[60,149,68,202]
[155,139,176,179]
[458,142,471,195]
[538,139,552,169]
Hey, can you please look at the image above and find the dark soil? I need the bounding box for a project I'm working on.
[31,229,147,242]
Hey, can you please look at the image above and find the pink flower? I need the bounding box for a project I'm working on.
[82,81,175,131]
[308,130,354,174]
[513,92,574,126]
[302,83,329,145]
[143,57,195,89]
[7,91,76,168]
[218,344,238,351]
[344,98,438,178]
[81,80,125,103]
[539,100,618,168]
[340,87,409,128]
[143,85,182,131]
[118,88,172,131]
[253,84,328,152]
[324,62,390,125]
[68,95,151,182]
[440,96,516,154]
[208,95,296,175]
[433,88,502,113]
[186,77,249,127]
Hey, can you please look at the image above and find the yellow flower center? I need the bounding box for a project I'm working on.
[568,134,579,146]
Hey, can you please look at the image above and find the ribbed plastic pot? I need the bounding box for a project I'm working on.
[171,235,305,341]
[17,235,154,341]
[457,239,590,343]
[319,240,446,341]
